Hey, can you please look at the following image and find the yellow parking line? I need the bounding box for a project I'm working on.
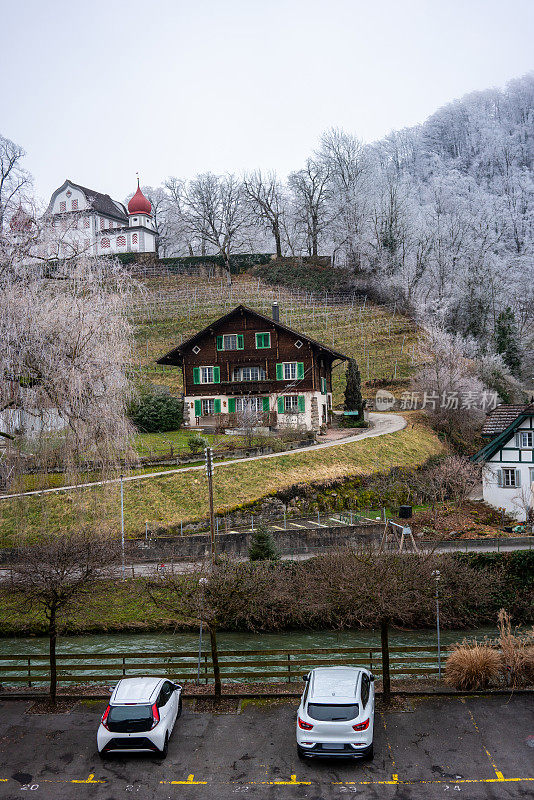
[258,775,311,785]
[70,774,106,784]
[462,700,503,780]
[161,774,207,785]
[380,710,396,769]
[334,776,534,787]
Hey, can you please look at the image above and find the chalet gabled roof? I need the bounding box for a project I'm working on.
[47,180,128,223]
[157,304,349,366]
[472,403,534,462]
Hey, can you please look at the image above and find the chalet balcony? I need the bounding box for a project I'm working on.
[219,380,272,396]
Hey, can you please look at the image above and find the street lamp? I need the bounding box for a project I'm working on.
[120,475,125,581]
[197,577,208,683]
[433,569,441,679]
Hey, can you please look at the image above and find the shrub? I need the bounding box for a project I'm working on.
[187,434,209,454]
[129,389,183,433]
[248,527,280,561]
[444,641,502,690]
[496,609,534,687]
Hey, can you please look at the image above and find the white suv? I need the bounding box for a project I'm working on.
[296,666,375,759]
[97,677,182,758]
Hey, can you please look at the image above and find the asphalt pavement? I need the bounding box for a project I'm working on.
[0,694,532,799]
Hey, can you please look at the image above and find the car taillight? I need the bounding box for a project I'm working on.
[298,716,313,730]
[353,718,370,731]
[101,704,111,730]
[151,702,160,729]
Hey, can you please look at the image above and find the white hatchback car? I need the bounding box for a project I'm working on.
[296,666,375,760]
[97,676,182,758]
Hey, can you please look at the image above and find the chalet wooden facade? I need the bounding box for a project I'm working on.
[157,304,349,432]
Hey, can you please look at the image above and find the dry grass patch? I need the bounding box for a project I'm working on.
[445,642,502,690]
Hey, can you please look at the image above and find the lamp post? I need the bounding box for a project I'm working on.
[197,577,208,683]
[433,569,441,679]
[120,475,125,581]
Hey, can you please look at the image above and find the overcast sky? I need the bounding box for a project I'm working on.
[2,0,533,204]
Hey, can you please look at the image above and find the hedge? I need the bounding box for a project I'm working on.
[454,551,534,622]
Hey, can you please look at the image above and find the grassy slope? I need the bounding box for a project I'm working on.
[0,421,444,543]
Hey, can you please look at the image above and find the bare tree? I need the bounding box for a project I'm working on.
[288,158,334,259]
[11,532,119,704]
[0,134,32,234]
[182,173,249,284]
[243,170,286,258]
[0,246,135,484]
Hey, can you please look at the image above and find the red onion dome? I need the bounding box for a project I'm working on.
[128,183,151,216]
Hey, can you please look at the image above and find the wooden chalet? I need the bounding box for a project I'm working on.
[157,304,349,432]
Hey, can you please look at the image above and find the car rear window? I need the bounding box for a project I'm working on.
[107,704,153,732]
[307,703,359,721]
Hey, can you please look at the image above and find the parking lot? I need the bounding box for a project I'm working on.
[0,694,532,799]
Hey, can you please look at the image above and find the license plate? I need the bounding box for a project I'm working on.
[322,743,343,750]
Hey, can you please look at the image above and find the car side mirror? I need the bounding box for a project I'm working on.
[370,674,375,682]
[173,683,182,692]
[302,673,309,682]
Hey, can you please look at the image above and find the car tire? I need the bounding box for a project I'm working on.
[157,733,169,759]
[98,750,108,760]
[297,746,308,761]
[366,744,374,761]
[176,697,183,719]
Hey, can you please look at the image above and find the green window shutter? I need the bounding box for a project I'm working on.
[194,399,201,417]
[213,366,220,383]
[298,395,305,413]
[276,363,283,380]
[265,333,271,348]
[297,362,304,379]
[214,399,221,414]
[277,397,285,414]
[228,397,236,413]
[193,367,200,385]
[216,335,223,351]
[255,332,261,349]
[237,334,244,350]
[262,396,269,412]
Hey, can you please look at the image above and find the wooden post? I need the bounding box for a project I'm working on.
[27,657,32,688]
[287,654,291,683]
[122,656,126,677]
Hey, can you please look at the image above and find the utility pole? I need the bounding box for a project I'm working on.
[120,475,125,581]
[433,569,441,679]
[204,447,216,564]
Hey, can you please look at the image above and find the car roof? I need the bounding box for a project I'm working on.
[110,676,165,705]
[308,667,363,704]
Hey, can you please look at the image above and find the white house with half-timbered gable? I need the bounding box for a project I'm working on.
[472,403,534,521]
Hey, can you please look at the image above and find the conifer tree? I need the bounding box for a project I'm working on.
[344,359,364,416]
[495,308,521,377]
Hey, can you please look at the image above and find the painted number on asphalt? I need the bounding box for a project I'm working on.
[444,787,461,792]
[20,786,39,791]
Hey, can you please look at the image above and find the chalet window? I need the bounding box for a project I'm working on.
[499,468,520,488]
[201,399,215,415]
[232,366,266,382]
[278,395,305,414]
[255,332,271,349]
[193,366,220,384]
[236,397,264,413]
[217,334,244,351]
[530,468,534,484]
[516,431,533,448]
[72,199,78,210]
[59,201,66,212]
[276,362,305,381]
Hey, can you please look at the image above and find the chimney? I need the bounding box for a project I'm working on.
[272,302,279,322]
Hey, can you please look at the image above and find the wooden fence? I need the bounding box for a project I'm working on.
[0,646,441,687]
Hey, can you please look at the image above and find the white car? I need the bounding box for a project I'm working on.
[296,666,375,760]
[97,677,182,758]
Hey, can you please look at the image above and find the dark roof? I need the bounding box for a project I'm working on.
[157,304,349,366]
[472,403,534,463]
[480,404,531,437]
[48,180,128,223]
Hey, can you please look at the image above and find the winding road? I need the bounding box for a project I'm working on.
[0,412,407,501]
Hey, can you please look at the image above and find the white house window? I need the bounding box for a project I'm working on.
[117,235,126,246]
[132,233,138,244]
[201,399,215,416]
[232,366,266,382]
[192,346,201,355]
[284,395,299,413]
[59,201,66,212]
[518,431,533,448]
[530,468,534,484]
[502,468,518,488]
[72,199,78,210]
[100,218,105,230]
[236,397,263,413]
[100,237,110,249]
[201,367,214,383]
[83,217,90,228]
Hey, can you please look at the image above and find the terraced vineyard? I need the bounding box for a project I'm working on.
[130,273,422,405]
